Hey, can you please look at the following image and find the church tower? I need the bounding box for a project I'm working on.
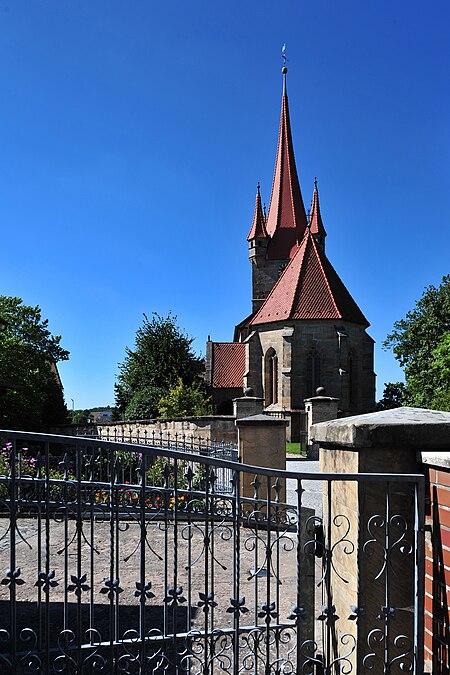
[207,64,376,422]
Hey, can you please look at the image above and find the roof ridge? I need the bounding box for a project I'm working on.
[286,235,308,317]
[305,231,340,316]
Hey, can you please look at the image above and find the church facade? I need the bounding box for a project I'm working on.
[206,67,375,422]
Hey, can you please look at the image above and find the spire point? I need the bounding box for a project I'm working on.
[314,176,318,189]
[257,181,260,193]
[265,50,308,259]
[281,44,288,93]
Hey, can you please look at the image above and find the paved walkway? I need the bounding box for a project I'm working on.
[286,457,322,517]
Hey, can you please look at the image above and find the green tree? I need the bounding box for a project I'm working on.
[427,333,450,411]
[384,275,450,409]
[0,296,69,430]
[70,409,90,425]
[375,382,405,411]
[158,378,212,418]
[124,385,165,420]
[115,313,204,419]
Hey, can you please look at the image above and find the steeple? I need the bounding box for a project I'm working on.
[265,66,308,260]
[309,178,327,251]
[247,183,268,240]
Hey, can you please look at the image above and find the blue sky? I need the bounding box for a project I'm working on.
[1,1,449,409]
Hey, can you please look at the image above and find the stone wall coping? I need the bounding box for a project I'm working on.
[235,414,289,427]
[419,451,450,470]
[57,415,235,429]
[311,406,450,449]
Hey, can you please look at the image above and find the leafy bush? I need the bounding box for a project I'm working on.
[158,379,212,418]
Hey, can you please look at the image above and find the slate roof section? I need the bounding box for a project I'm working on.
[250,228,369,326]
[265,72,308,260]
[211,342,246,388]
[247,184,268,240]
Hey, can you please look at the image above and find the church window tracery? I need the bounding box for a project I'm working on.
[264,348,278,406]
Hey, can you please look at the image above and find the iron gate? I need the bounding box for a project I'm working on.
[0,431,424,673]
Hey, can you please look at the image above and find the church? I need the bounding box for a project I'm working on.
[206,66,375,430]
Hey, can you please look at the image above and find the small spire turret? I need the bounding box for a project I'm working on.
[309,178,327,251]
[247,183,268,241]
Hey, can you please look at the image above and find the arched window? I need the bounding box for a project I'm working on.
[264,348,278,407]
[306,352,321,398]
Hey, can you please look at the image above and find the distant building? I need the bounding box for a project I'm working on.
[206,66,375,422]
[89,410,114,423]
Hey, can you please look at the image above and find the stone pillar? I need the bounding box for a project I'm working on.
[233,393,264,420]
[304,386,339,458]
[235,414,288,501]
[311,407,450,674]
[281,326,295,410]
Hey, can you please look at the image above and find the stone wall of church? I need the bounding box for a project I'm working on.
[246,320,375,415]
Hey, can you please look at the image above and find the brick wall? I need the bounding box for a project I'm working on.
[423,458,450,674]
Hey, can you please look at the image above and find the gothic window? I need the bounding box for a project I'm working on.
[264,348,278,407]
[306,352,321,398]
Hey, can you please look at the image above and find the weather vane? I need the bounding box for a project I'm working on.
[282,43,287,67]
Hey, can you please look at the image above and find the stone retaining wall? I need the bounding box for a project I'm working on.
[54,415,237,444]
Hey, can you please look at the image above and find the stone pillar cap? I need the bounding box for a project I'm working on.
[304,396,339,403]
[235,414,289,427]
[232,396,264,402]
[311,406,450,449]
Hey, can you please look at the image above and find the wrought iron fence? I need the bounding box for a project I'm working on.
[72,426,238,494]
[0,430,424,674]
[72,426,237,453]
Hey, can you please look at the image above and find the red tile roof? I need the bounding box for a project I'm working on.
[250,228,369,326]
[211,342,246,388]
[247,184,268,240]
[309,180,327,239]
[265,75,307,260]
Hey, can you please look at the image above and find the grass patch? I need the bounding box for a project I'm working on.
[286,442,305,456]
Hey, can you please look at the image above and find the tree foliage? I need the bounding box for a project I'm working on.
[375,382,405,411]
[158,379,212,418]
[428,333,450,411]
[115,313,205,419]
[0,296,69,430]
[384,276,450,410]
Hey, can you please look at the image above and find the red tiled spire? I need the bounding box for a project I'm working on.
[247,183,268,240]
[265,67,308,260]
[309,178,327,240]
[250,228,368,326]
